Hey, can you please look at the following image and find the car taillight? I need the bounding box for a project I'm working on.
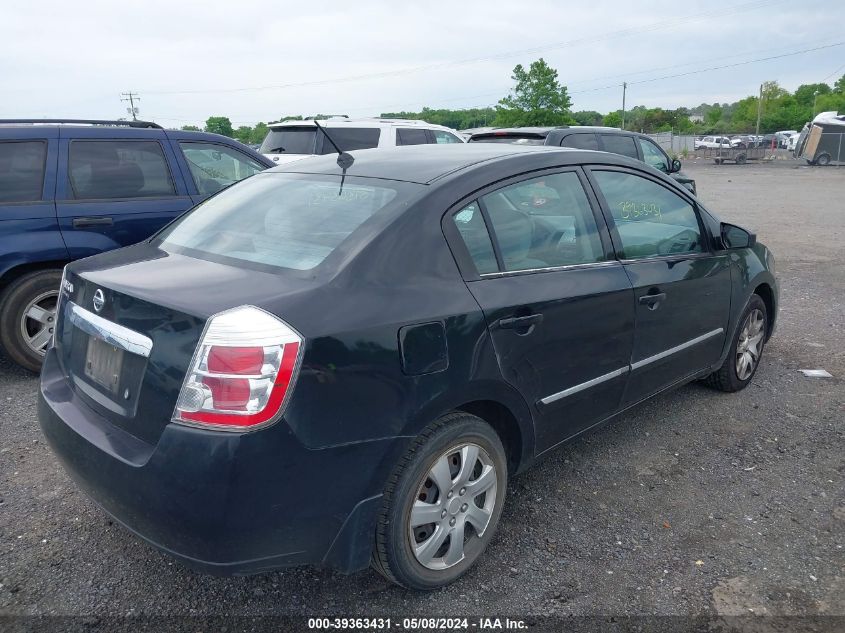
[172,306,303,431]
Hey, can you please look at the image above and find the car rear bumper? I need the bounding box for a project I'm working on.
[38,347,402,575]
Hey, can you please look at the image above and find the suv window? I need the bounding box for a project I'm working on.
[260,127,317,154]
[451,203,498,274]
[432,130,462,144]
[638,138,669,172]
[179,142,265,196]
[0,141,46,203]
[396,128,429,146]
[560,133,598,150]
[68,140,175,199]
[478,172,605,272]
[593,170,702,260]
[317,128,380,154]
[600,134,638,159]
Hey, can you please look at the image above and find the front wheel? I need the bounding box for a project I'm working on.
[372,412,507,590]
[705,295,767,392]
[0,270,63,372]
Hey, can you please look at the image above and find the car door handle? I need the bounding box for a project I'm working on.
[498,314,544,329]
[638,292,667,309]
[73,216,113,228]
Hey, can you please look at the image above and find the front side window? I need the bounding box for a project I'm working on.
[561,133,598,150]
[479,172,605,272]
[432,130,462,144]
[317,128,380,154]
[68,140,175,199]
[396,128,428,146]
[159,173,417,272]
[179,142,265,196]
[0,141,46,203]
[600,134,639,159]
[638,138,669,172]
[593,170,702,260]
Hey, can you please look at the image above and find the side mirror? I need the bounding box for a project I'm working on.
[670,158,682,173]
[721,222,756,249]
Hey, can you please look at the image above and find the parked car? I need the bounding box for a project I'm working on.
[0,119,274,371]
[694,136,732,150]
[775,130,798,149]
[40,143,778,590]
[468,126,697,194]
[260,117,464,165]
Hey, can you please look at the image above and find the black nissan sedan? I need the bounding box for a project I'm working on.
[39,144,778,590]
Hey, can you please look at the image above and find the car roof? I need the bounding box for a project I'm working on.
[469,125,625,140]
[268,143,641,185]
[267,117,457,132]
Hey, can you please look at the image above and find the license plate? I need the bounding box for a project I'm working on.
[84,336,124,393]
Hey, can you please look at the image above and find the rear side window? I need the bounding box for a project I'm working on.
[593,170,702,260]
[68,140,175,199]
[0,141,46,202]
[159,174,416,272]
[451,203,498,274]
[179,142,265,196]
[432,130,463,144]
[479,172,605,272]
[397,128,429,146]
[600,134,638,159]
[560,133,598,150]
[317,128,380,154]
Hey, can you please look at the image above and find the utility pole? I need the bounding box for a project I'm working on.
[812,89,820,117]
[755,83,763,136]
[621,82,627,130]
[120,92,140,121]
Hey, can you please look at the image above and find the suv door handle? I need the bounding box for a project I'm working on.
[638,292,667,310]
[73,217,113,228]
[498,314,544,330]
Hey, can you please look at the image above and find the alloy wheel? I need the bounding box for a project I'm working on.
[736,308,765,381]
[19,290,58,357]
[409,443,498,570]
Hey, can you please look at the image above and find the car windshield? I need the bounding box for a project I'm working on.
[470,135,546,145]
[157,173,421,272]
[259,127,317,154]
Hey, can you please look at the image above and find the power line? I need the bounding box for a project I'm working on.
[820,62,845,82]
[142,0,785,96]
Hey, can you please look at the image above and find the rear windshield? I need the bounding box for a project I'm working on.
[260,126,381,155]
[469,135,546,145]
[157,173,420,272]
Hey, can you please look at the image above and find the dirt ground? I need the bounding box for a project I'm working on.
[0,160,843,624]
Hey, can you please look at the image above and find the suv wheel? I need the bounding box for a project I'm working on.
[705,294,767,392]
[0,270,63,372]
[372,412,507,590]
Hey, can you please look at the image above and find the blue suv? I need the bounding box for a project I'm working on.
[0,119,274,371]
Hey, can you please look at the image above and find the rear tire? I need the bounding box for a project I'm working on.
[372,412,507,590]
[0,270,62,372]
[705,295,767,393]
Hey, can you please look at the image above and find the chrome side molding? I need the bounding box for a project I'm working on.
[630,328,723,371]
[539,367,629,406]
[68,302,153,358]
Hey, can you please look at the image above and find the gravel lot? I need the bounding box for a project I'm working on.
[1,160,843,620]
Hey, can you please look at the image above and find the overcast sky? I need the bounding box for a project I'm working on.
[2,0,843,128]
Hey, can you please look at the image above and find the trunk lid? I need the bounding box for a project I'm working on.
[56,243,314,444]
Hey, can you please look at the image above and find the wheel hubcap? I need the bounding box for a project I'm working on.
[735,308,764,381]
[20,290,59,357]
[409,443,498,570]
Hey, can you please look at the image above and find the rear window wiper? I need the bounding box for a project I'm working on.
[265,146,286,153]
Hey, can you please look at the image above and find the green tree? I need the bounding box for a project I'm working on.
[794,83,831,107]
[572,110,603,126]
[204,116,234,137]
[602,112,622,128]
[233,125,253,144]
[495,58,574,127]
[251,122,269,144]
[180,125,200,131]
[835,74,845,93]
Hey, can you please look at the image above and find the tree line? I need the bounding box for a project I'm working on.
[181,59,845,141]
